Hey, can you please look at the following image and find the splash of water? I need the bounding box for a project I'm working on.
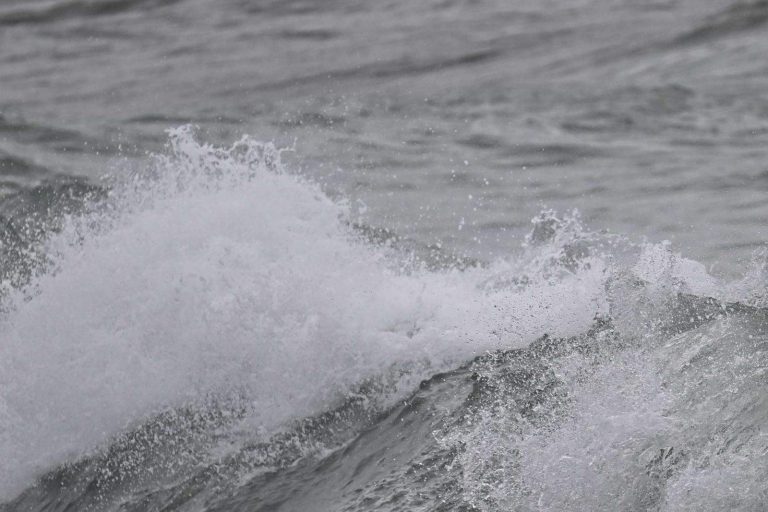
[0,127,608,500]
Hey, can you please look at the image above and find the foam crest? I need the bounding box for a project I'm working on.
[0,128,607,500]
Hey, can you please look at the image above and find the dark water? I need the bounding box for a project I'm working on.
[2,0,768,510]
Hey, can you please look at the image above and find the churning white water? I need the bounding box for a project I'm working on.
[0,128,608,501]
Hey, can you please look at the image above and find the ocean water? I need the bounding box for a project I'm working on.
[2,0,768,510]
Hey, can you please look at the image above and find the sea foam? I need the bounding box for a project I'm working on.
[0,127,608,500]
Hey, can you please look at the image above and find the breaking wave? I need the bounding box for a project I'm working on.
[1,127,767,511]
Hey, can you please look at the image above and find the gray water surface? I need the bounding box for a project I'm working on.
[3,0,768,272]
[4,2,768,510]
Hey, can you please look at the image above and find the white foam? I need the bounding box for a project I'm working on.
[0,127,607,500]
[448,242,768,511]
[633,241,718,298]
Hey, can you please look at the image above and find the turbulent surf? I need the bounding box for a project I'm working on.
[0,130,766,511]
[4,0,768,509]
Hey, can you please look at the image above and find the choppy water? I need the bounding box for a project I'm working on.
[2,0,768,510]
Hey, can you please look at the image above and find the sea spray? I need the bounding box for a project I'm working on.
[0,128,607,501]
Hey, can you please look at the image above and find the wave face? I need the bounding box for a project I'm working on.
[0,129,612,509]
